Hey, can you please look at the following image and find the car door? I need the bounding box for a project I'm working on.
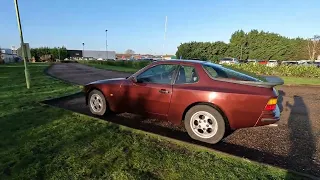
[126,64,178,118]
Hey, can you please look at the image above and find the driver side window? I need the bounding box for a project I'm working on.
[137,64,178,84]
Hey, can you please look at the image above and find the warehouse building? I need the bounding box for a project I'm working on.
[67,50,116,60]
[83,50,116,60]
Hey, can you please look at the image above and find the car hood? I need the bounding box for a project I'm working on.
[86,78,126,85]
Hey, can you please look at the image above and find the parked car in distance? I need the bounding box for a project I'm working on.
[281,61,299,65]
[247,59,258,64]
[314,60,320,68]
[239,59,248,63]
[84,60,283,144]
[139,58,157,62]
[219,57,239,65]
[266,60,279,67]
[258,60,268,65]
[298,60,314,66]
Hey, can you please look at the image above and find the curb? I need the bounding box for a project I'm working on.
[41,92,84,104]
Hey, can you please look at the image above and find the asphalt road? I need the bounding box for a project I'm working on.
[46,62,132,85]
[45,63,320,178]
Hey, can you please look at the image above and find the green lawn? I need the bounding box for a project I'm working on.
[281,76,320,86]
[0,63,305,179]
[83,62,320,86]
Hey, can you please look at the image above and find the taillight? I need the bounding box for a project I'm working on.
[265,98,277,111]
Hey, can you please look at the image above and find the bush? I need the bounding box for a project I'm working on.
[78,60,320,78]
[226,64,320,78]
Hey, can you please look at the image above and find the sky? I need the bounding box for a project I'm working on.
[1,0,319,55]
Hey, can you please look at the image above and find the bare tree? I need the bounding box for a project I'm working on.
[125,49,135,55]
[307,35,320,60]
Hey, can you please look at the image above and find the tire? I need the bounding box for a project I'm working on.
[88,90,108,116]
[184,105,226,144]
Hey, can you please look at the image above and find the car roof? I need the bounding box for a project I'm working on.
[156,59,209,65]
[154,59,225,69]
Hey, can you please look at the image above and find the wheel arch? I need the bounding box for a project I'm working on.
[182,102,231,130]
[86,87,107,105]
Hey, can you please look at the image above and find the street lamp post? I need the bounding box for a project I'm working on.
[105,30,108,60]
[14,0,30,89]
[58,47,60,60]
[82,42,85,60]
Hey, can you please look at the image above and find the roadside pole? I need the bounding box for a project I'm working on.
[58,47,60,60]
[14,0,30,89]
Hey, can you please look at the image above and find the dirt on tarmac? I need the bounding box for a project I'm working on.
[45,63,320,178]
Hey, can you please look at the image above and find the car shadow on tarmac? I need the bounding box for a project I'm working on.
[42,92,319,179]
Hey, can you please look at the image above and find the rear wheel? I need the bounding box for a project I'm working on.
[184,105,225,144]
[88,90,108,116]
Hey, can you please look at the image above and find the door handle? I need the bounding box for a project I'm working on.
[159,89,170,94]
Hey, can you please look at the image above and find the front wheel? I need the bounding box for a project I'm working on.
[88,90,108,116]
[184,105,225,144]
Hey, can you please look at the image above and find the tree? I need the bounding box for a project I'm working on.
[176,30,315,61]
[307,35,320,60]
[176,41,228,62]
[125,49,135,54]
[30,46,68,62]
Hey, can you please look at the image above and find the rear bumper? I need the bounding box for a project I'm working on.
[255,105,280,126]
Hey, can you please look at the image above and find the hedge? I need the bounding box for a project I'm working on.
[227,64,320,78]
[78,60,320,78]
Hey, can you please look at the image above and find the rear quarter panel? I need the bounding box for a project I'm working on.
[168,82,272,129]
[168,62,275,129]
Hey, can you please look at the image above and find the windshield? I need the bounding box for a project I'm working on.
[202,62,267,82]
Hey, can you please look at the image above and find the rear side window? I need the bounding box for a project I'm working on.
[175,65,199,84]
[203,64,266,82]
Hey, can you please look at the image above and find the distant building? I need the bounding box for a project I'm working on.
[162,55,174,60]
[67,50,116,60]
[0,48,21,63]
[67,50,83,59]
[83,50,116,60]
[116,54,133,60]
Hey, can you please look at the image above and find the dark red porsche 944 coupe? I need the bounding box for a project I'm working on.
[84,60,283,144]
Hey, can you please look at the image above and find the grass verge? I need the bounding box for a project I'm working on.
[0,63,305,179]
[281,76,320,86]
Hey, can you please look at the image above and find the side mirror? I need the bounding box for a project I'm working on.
[131,76,138,83]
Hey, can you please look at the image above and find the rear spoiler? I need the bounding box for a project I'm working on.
[214,76,284,88]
